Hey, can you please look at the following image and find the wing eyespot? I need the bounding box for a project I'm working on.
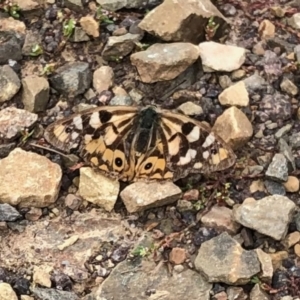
[115,157,123,167]
[145,163,153,170]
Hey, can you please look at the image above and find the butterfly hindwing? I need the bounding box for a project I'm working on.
[44,106,139,181]
[45,105,236,182]
[157,108,236,181]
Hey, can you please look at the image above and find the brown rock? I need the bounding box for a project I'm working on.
[21,76,50,112]
[93,66,114,94]
[130,43,199,83]
[212,106,253,150]
[120,181,182,213]
[283,176,299,192]
[281,231,300,248]
[138,0,228,43]
[0,283,18,300]
[255,249,273,282]
[79,167,120,212]
[200,205,241,234]
[219,81,249,107]
[258,20,275,39]
[269,251,288,270]
[0,148,62,208]
[169,247,186,264]
[294,244,300,257]
[80,15,99,37]
[25,207,43,221]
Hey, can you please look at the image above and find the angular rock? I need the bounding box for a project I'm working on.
[250,284,270,300]
[0,282,18,300]
[199,42,246,72]
[278,138,296,171]
[65,0,83,12]
[0,148,62,208]
[255,249,273,282]
[93,66,114,94]
[33,268,52,288]
[1,209,126,274]
[120,182,182,213]
[95,237,211,299]
[280,78,298,96]
[218,81,249,107]
[0,203,21,222]
[258,20,275,39]
[138,0,229,43]
[79,15,99,37]
[22,30,42,56]
[0,65,21,103]
[79,167,120,212]
[200,205,241,234]
[10,0,42,17]
[21,75,50,112]
[265,153,288,182]
[264,180,286,196]
[32,288,79,300]
[289,132,300,149]
[131,43,199,83]
[102,33,141,61]
[287,13,300,29]
[49,62,91,97]
[195,232,260,284]
[212,106,253,150]
[233,195,296,240]
[0,107,38,140]
[169,247,186,264]
[178,101,203,116]
[0,18,25,63]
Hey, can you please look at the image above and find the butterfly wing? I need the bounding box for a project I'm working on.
[159,109,236,181]
[133,107,236,182]
[44,106,139,181]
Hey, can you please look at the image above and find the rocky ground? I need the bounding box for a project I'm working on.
[0,0,300,299]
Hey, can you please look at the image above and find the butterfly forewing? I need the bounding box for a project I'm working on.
[45,105,236,182]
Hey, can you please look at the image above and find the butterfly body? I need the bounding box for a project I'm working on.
[45,105,236,182]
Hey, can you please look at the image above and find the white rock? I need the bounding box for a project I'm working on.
[199,42,246,72]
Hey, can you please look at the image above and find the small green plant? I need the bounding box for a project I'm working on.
[131,245,151,257]
[250,275,261,284]
[41,63,55,76]
[4,2,21,18]
[205,17,220,40]
[63,18,76,38]
[30,44,43,57]
[135,42,150,51]
[96,6,114,24]
[19,129,34,144]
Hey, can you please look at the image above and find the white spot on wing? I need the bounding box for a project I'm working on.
[202,134,216,148]
[71,132,79,140]
[177,149,197,165]
[186,126,200,143]
[193,162,203,169]
[203,151,210,160]
[89,112,101,129]
[73,115,83,130]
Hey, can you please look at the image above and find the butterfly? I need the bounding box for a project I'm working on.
[44,105,236,182]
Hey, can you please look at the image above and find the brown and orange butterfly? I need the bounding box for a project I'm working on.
[45,105,236,182]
